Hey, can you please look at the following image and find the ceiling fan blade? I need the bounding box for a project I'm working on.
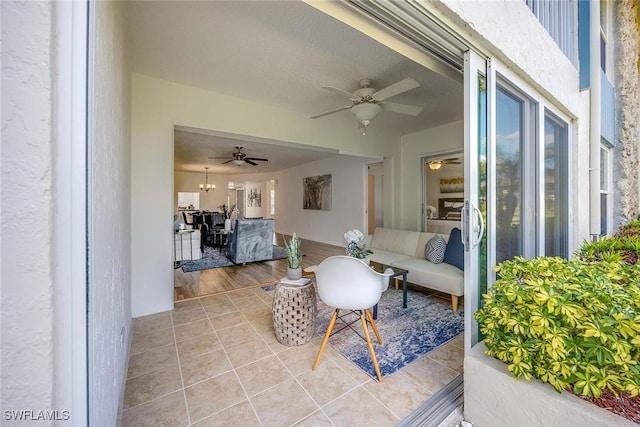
[208,156,233,160]
[372,77,420,101]
[245,157,268,162]
[380,102,422,116]
[222,159,234,164]
[245,159,258,166]
[441,158,460,162]
[321,86,357,99]
[310,105,351,119]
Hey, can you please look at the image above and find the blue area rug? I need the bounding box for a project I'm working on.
[181,245,288,272]
[262,285,464,379]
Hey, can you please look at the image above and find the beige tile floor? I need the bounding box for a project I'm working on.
[122,286,464,427]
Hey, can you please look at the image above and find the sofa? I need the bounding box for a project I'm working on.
[226,218,275,264]
[362,227,464,311]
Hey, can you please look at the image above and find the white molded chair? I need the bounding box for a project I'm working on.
[312,256,393,382]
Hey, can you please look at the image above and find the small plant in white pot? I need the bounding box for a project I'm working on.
[283,233,302,280]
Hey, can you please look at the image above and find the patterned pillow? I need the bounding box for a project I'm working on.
[425,235,446,264]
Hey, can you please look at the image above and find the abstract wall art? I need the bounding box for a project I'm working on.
[303,174,332,210]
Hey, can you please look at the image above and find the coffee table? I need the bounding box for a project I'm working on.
[371,263,408,319]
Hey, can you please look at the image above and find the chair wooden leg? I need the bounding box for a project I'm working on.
[312,309,338,371]
[364,309,382,344]
[360,314,383,382]
[451,295,459,312]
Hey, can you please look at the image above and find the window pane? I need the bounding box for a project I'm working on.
[600,147,608,191]
[600,193,608,236]
[496,87,523,263]
[544,114,569,258]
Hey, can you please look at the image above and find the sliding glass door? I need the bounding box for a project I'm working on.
[463,51,487,350]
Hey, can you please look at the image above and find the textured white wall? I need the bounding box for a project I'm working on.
[1,2,56,422]
[90,1,132,424]
[131,74,397,316]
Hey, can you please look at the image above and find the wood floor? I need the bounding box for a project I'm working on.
[174,235,346,301]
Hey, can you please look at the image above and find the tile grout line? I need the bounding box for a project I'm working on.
[171,304,195,427]
[204,293,266,427]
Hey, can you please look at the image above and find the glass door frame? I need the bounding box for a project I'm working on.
[463,50,487,351]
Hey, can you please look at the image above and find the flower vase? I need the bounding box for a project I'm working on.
[224,218,231,231]
[286,267,302,280]
[346,241,357,257]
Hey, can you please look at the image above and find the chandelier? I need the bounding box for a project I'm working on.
[200,167,215,192]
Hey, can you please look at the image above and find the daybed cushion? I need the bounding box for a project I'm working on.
[391,257,464,296]
[368,248,414,266]
[443,228,464,271]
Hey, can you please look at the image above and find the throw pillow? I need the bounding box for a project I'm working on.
[443,227,464,271]
[425,235,446,264]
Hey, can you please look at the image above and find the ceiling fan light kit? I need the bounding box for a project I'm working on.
[310,77,423,133]
[428,157,461,170]
[208,146,268,167]
[351,102,382,132]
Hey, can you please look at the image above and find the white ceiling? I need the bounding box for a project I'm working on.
[125,1,464,174]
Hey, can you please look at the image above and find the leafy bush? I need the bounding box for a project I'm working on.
[475,255,640,398]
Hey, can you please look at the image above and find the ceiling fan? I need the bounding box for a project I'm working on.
[428,158,461,170]
[310,77,423,133]
[208,146,268,166]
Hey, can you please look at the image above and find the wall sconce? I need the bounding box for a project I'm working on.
[200,167,215,192]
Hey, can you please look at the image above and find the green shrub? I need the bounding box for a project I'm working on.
[578,234,640,266]
[475,256,640,398]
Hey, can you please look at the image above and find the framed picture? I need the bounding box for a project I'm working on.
[303,174,332,210]
[247,187,261,207]
[440,177,464,193]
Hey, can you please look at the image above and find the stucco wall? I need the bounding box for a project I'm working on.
[1,2,56,423]
[436,0,580,116]
[614,0,640,227]
[90,1,132,424]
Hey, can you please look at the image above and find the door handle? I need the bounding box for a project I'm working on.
[472,204,485,249]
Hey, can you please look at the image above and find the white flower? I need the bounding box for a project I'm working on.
[344,229,364,243]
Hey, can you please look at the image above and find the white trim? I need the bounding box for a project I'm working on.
[536,101,546,255]
[52,0,88,423]
[463,49,486,351]
[487,58,497,286]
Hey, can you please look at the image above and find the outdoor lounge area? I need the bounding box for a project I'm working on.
[124,236,465,425]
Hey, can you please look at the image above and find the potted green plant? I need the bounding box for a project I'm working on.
[474,229,640,423]
[283,232,302,280]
